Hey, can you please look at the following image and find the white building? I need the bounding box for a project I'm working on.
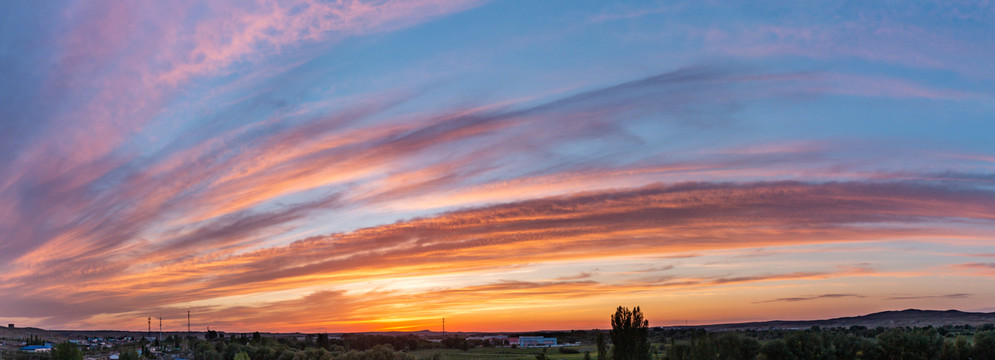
[518,336,556,347]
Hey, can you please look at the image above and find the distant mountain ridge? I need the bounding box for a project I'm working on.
[687,309,995,331]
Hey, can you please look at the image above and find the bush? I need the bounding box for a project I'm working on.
[52,342,83,360]
[558,347,580,354]
[974,331,995,360]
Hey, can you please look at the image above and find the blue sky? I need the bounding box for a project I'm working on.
[1,0,994,332]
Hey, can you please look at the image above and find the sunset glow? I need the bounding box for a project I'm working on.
[1,1,994,333]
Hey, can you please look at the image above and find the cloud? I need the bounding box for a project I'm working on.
[756,294,864,304]
[555,273,595,281]
[885,293,972,301]
[704,11,995,79]
[4,1,995,332]
[824,73,986,100]
[618,265,675,274]
[587,3,680,24]
[0,0,486,267]
[151,0,486,85]
[0,63,804,280]
[949,263,995,276]
[5,178,994,329]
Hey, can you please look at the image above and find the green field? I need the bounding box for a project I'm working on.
[407,346,598,360]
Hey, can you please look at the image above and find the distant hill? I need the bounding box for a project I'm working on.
[0,325,53,339]
[686,309,995,331]
[3,309,995,339]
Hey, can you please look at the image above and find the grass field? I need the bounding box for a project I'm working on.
[407,346,598,360]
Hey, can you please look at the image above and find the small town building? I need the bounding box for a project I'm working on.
[20,343,53,353]
[518,336,556,347]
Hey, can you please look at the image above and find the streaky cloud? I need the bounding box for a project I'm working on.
[755,293,865,304]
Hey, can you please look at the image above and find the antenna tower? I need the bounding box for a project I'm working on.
[188,311,191,333]
[148,317,151,337]
[442,318,445,336]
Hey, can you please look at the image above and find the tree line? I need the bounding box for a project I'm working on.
[605,306,995,360]
[660,326,995,360]
[17,306,995,360]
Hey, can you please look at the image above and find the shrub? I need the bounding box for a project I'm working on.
[558,347,580,354]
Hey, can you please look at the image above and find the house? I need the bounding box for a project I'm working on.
[20,343,53,353]
[518,336,556,347]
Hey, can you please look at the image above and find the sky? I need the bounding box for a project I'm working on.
[1,0,994,333]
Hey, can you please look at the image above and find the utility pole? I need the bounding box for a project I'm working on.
[159,317,163,351]
[442,318,445,337]
[188,311,191,333]
[148,317,151,338]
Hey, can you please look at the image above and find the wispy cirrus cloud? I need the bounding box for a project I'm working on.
[756,294,865,304]
[0,0,486,268]
[706,17,995,79]
[886,293,972,301]
[0,64,803,274]
[3,179,995,329]
[3,1,995,331]
[949,263,995,276]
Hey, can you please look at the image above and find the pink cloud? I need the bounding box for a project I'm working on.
[156,0,484,85]
[705,21,995,79]
[825,73,984,100]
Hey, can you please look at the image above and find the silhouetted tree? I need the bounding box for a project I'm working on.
[784,331,825,359]
[535,349,549,360]
[120,349,142,360]
[688,334,716,360]
[877,327,942,360]
[596,332,608,360]
[25,334,45,345]
[52,342,83,360]
[941,336,971,360]
[665,343,692,360]
[758,339,793,360]
[974,330,995,360]
[714,333,759,360]
[610,306,651,360]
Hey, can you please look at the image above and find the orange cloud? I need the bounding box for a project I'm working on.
[4,180,995,330]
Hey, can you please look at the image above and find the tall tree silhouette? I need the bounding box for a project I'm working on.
[609,306,651,360]
[596,332,608,360]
